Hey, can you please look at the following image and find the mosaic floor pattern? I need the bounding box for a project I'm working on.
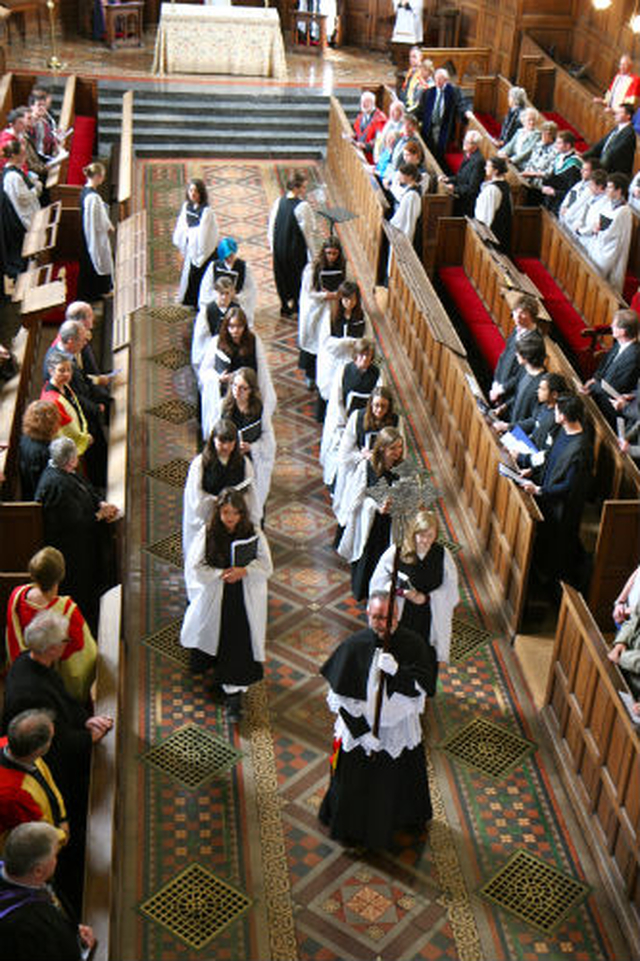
[114,157,630,960]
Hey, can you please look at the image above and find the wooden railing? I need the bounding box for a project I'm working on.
[115,90,134,222]
[386,221,541,631]
[418,46,491,83]
[0,322,41,500]
[326,96,388,279]
[542,584,640,954]
[113,211,147,350]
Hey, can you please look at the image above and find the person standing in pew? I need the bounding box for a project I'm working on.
[579,308,640,427]
[351,91,387,165]
[78,162,114,303]
[522,394,593,591]
[593,54,640,114]
[0,141,41,280]
[558,159,603,232]
[438,129,485,217]
[474,156,513,253]
[489,293,544,406]
[417,68,462,166]
[491,338,547,432]
[514,372,567,479]
[494,86,526,148]
[579,173,633,295]
[583,103,637,176]
[539,131,583,215]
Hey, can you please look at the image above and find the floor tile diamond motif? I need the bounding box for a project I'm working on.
[437,533,462,555]
[144,457,190,489]
[479,849,590,934]
[142,723,242,788]
[142,620,190,667]
[144,304,194,325]
[139,863,251,950]
[450,615,493,663]
[440,716,536,779]
[144,531,184,568]
[145,399,197,425]
[149,346,190,370]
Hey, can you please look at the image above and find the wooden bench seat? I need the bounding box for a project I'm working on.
[47,75,98,201]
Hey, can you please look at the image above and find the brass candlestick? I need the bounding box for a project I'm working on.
[46,0,66,71]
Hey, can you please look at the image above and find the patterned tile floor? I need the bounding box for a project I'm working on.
[113,157,631,960]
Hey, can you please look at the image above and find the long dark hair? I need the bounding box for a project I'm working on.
[205,488,254,566]
[363,386,396,432]
[371,426,403,476]
[312,239,346,291]
[186,178,208,206]
[218,307,255,359]
[201,419,244,473]
[221,367,263,421]
[331,281,364,336]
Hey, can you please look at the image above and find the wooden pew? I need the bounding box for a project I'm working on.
[114,90,134,222]
[417,46,491,84]
[0,322,41,500]
[385,220,542,632]
[46,74,98,204]
[588,500,640,632]
[518,33,611,149]
[436,216,640,503]
[0,71,38,130]
[113,211,147,351]
[542,584,640,954]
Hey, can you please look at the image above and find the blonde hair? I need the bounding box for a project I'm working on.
[400,509,438,563]
[83,161,106,180]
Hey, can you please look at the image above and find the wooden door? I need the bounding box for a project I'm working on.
[344,0,393,49]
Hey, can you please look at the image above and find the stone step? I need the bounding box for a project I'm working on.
[98,113,329,134]
[133,141,324,158]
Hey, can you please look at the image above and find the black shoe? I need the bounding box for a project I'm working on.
[280,305,293,317]
[226,692,242,723]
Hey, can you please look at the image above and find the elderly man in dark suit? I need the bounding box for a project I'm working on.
[579,308,640,426]
[583,102,637,175]
[439,129,485,216]
[418,67,462,163]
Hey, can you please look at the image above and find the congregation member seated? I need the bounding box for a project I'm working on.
[405,56,435,115]
[374,128,401,181]
[418,68,462,164]
[439,129,485,216]
[513,372,567,478]
[0,109,28,168]
[298,238,346,390]
[316,280,369,421]
[498,107,541,170]
[172,177,219,308]
[474,156,512,253]
[336,426,405,600]
[352,91,387,164]
[40,351,92,460]
[0,140,41,280]
[18,401,60,500]
[34,437,120,633]
[494,86,526,147]
[22,109,50,189]
[489,293,544,406]
[558,160,604,233]
[522,394,593,591]
[608,561,640,711]
[580,173,633,295]
[6,546,98,705]
[386,112,421,175]
[0,710,68,851]
[593,54,640,113]
[370,508,459,664]
[520,120,559,189]
[572,169,609,239]
[579,308,640,427]
[618,391,640,459]
[492,337,548,431]
[539,130,583,215]
[199,306,276,438]
[28,86,69,162]
[583,103,637,175]
[321,337,382,487]
[192,277,239,382]
[373,99,404,164]
[182,418,259,564]
[221,369,276,520]
[199,236,257,324]
[0,822,96,961]
[386,138,428,200]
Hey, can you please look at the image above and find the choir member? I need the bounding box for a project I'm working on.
[172,178,219,307]
[199,236,256,324]
[316,280,368,418]
[0,140,40,279]
[78,162,114,302]
[191,276,238,383]
[298,238,346,389]
[180,488,273,721]
[221,367,277,518]
[267,170,317,317]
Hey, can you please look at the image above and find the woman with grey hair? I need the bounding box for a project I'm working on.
[34,438,119,633]
[40,350,92,457]
[496,86,527,147]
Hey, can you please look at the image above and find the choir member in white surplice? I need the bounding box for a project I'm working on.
[391,0,423,44]
[200,307,276,439]
[316,281,370,415]
[581,172,633,294]
[198,236,257,325]
[182,418,259,564]
[320,337,383,488]
[181,488,272,722]
[191,277,238,385]
[221,367,276,518]
[370,510,459,664]
[78,162,114,302]
[298,239,346,390]
[172,178,219,307]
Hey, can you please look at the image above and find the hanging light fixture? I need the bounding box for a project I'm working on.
[592,0,612,10]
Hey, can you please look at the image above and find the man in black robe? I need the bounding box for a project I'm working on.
[318,592,437,850]
[268,171,313,317]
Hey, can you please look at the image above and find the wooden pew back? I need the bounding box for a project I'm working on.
[418,46,491,84]
[543,584,640,953]
[0,72,38,131]
[0,322,41,500]
[115,90,134,222]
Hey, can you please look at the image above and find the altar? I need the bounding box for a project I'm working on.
[151,3,288,79]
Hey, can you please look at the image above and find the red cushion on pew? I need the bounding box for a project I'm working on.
[513,257,560,301]
[474,112,501,139]
[445,150,464,174]
[623,273,639,306]
[542,112,589,153]
[514,256,592,362]
[40,261,79,325]
[439,265,506,368]
[630,289,640,315]
[66,115,97,186]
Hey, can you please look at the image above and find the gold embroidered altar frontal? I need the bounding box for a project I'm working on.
[151,3,288,78]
